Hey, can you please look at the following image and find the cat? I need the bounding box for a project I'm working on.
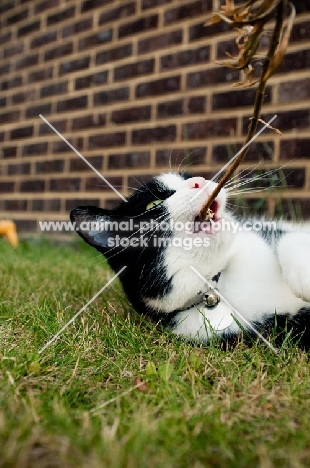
[70,172,310,350]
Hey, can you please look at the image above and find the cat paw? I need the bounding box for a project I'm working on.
[278,233,310,303]
[283,270,310,303]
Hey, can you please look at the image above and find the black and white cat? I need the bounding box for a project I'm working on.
[71,172,310,349]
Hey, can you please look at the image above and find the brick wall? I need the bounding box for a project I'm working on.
[0,0,310,235]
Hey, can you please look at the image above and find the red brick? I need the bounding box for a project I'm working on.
[294,3,310,13]
[36,160,64,174]
[0,111,20,124]
[7,9,28,25]
[78,30,112,50]
[132,126,176,144]
[39,119,67,136]
[243,110,310,135]
[75,71,108,90]
[161,45,209,70]
[189,20,231,41]
[278,78,310,103]
[59,57,90,75]
[44,43,73,61]
[96,44,132,65]
[89,132,126,149]
[11,126,33,140]
[165,0,212,24]
[156,147,206,167]
[70,156,103,172]
[0,64,10,76]
[28,67,53,83]
[4,43,24,59]
[26,103,52,119]
[94,87,129,106]
[157,97,205,118]
[276,50,310,74]
[31,31,57,49]
[35,0,60,13]
[8,163,31,175]
[119,15,158,39]
[18,20,40,37]
[63,17,93,38]
[22,142,48,156]
[187,68,239,89]
[0,32,12,45]
[72,114,106,130]
[15,54,39,70]
[47,6,75,26]
[183,118,237,140]
[142,0,172,9]
[15,220,37,233]
[291,20,310,43]
[138,30,182,54]
[114,59,154,81]
[2,147,17,159]
[212,141,273,164]
[108,152,150,169]
[212,87,271,110]
[32,199,61,211]
[4,200,27,211]
[99,3,136,25]
[0,182,15,193]
[1,76,23,91]
[81,0,113,12]
[85,177,123,191]
[50,178,81,192]
[136,76,180,98]
[41,82,68,98]
[112,106,151,124]
[0,2,14,14]
[53,139,83,154]
[57,96,87,113]
[280,139,310,160]
[20,180,45,192]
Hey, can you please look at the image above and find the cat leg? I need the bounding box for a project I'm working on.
[277,232,310,302]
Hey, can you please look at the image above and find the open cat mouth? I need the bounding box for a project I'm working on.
[193,200,220,234]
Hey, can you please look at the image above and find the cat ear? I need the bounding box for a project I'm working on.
[70,206,114,250]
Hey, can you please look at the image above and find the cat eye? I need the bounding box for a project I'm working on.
[146,200,163,211]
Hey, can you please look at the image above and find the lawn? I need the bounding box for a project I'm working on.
[0,238,309,468]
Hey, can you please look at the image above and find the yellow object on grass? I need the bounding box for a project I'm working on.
[0,220,19,247]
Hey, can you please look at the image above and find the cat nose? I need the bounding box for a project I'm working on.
[188,177,205,189]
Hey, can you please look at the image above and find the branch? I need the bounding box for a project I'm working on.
[199,0,295,221]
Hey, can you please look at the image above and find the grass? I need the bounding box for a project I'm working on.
[0,238,310,468]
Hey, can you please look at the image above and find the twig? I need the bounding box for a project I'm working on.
[199,0,295,221]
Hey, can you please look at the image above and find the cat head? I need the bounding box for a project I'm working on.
[70,173,231,316]
[71,173,228,251]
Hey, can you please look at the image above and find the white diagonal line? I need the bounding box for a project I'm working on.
[190,115,278,202]
[38,266,127,354]
[190,266,278,354]
[39,114,127,202]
